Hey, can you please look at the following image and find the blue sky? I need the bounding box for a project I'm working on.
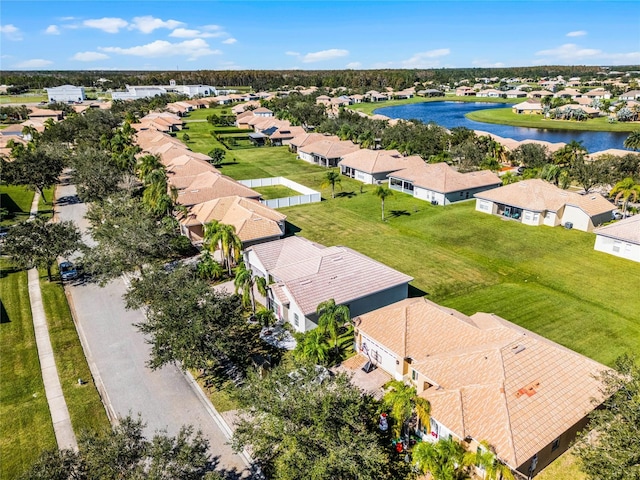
[1,1,639,71]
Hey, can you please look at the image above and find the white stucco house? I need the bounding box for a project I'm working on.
[244,236,413,333]
[593,215,640,262]
[474,179,616,232]
[338,149,426,184]
[45,85,85,103]
[388,162,502,205]
[297,139,359,167]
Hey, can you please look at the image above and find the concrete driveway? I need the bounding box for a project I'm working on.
[55,175,252,478]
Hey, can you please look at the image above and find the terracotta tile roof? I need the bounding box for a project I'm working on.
[298,139,359,159]
[356,297,609,469]
[247,236,412,316]
[174,171,260,206]
[289,133,339,149]
[474,179,615,216]
[269,126,306,140]
[390,163,501,193]
[339,149,425,175]
[181,196,285,243]
[594,214,640,244]
[166,157,217,184]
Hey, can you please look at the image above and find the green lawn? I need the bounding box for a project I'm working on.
[537,450,586,480]
[0,261,56,480]
[39,269,110,436]
[0,93,47,104]
[254,185,301,199]
[0,184,35,226]
[466,107,638,133]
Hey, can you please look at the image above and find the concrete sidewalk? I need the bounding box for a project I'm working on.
[28,191,78,451]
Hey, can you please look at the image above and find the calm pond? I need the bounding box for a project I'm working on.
[374,101,631,153]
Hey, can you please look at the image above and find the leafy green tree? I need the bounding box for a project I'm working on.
[570,158,608,194]
[126,264,263,379]
[203,220,242,275]
[609,177,640,217]
[182,133,190,143]
[382,380,431,439]
[574,355,640,480]
[554,140,587,167]
[321,169,342,199]
[196,251,224,281]
[623,130,640,151]
[511,143,550,169]
[232,363,395,480]
[3,218,81,281]
[207,147,226,166]
[20,414,215,480]
[501,172,519,185]
[294,329,331,365]
[1,143,67,203]
[71,148,123,202]
[411,437,475,480]
[374,185,393,221]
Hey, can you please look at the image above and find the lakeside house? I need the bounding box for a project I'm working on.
[593,214,640,262]
[338,149,425,184]
[474,179,615,231]
[288,133,340,154]
[388,162,502,205]
[244,236,413,333]
[353,297,609,478]
[512,100,544,115]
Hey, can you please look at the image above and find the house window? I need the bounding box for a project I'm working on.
[613,241,621,253]
[293,313,299,327]
[411,369,417,381]
[552,437,560,451]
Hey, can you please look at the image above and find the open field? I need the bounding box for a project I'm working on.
[0,93,47,105]
[0,261,56,480]
[181,121,640,366]
[466,107,639,133]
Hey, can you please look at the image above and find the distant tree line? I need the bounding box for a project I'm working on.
[2,65,638,91]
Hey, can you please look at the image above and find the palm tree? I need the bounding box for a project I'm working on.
[196,251,224,281]
[382,380,431,439]
[540,163,562,186]
[136,154,163,181]
[316,298,350,350]
[411,437,475,480]
[624,131,640,151]
[610,177,640,218]
[254,306,275,328]
[501,172,519,185]
[295,329,330,365]
[203,221,242,275]
[475,442,515,480]
[234,261,266,313]
[321,169,342,199]
[373,185,393,221]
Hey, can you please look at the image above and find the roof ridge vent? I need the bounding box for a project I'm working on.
[512,344,526,354]
[299,279,312,285]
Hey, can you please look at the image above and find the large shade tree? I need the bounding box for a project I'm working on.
[3,218,81,281]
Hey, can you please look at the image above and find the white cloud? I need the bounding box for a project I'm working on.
[169,27,223,39]
[84,17,128,33]
[566,30,587,37]
[223,37,237,45]
[535,43,640,64]
[59,16,76,21]
[72,51,110,61]
[100,39,220,60]
[14,58,53,68]
[400,48,450,68]
[346,62,362,69]
[202,24,222,32]
[130,16,184,34]
[0,24,23,41]
[285,51,300,56]
[302,49,349,63]
[45,25,60,35]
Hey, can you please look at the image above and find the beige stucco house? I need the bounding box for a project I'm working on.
[594,214,640,262]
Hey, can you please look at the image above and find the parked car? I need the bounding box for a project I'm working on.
[59,261,78,281]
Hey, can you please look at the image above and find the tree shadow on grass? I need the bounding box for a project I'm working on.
[389,209,410,218]
[335,191,356,198]
[0,264,21,280]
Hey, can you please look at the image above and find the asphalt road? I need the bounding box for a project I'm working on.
[55,175,252,478]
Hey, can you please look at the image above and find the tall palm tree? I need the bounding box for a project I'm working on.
[136,154,163,181]
[624,131,640,151]
[610,177,640,218]
[321,169,342,199]
[316,298,350,350]
[203,221,242,275]
[234,261,267,313]
[411,437,475,480]
[540,163,562,186]
[474,442,515,480]
[382,380,431,439]
[373,185,393,221]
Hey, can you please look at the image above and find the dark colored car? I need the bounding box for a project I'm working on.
[59,261,78,281]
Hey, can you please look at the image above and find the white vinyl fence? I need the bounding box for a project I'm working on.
[239,177,321,209]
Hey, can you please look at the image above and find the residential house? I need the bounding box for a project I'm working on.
[418,89,445,97]
[455,87,476,96]
[338,149,425,184]
[476,89,505,98]
[365,91,389,102]
[527,90,553,99]
[268,126,307,146]
[28,107,63,121]
[584,88,612,100]
[620,90,640,101]
[593,215,640,262]
[474,179,615,231]
[504,90,527,99]
[388,163,502,205]
[288,133,340,154]
[244,236,413,333]
[179,195,286,247]
[173,171,261,207]
[353,297,609,478]
[45,84,85,103]
[512,100,544,115]
[252,107,274,117]
[297,139,359,167]
[553,88,581,99]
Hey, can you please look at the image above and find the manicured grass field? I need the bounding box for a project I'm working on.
[0,93,47,104]
[39,270,110,436]
[0,261,56,480]
[466,107,638,133]
[0,184,35,226]
[537,450,586,480]
[253,185,301,199]
[177,105,640,366]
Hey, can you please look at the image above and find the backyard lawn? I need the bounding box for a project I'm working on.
[253,185,301,199]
